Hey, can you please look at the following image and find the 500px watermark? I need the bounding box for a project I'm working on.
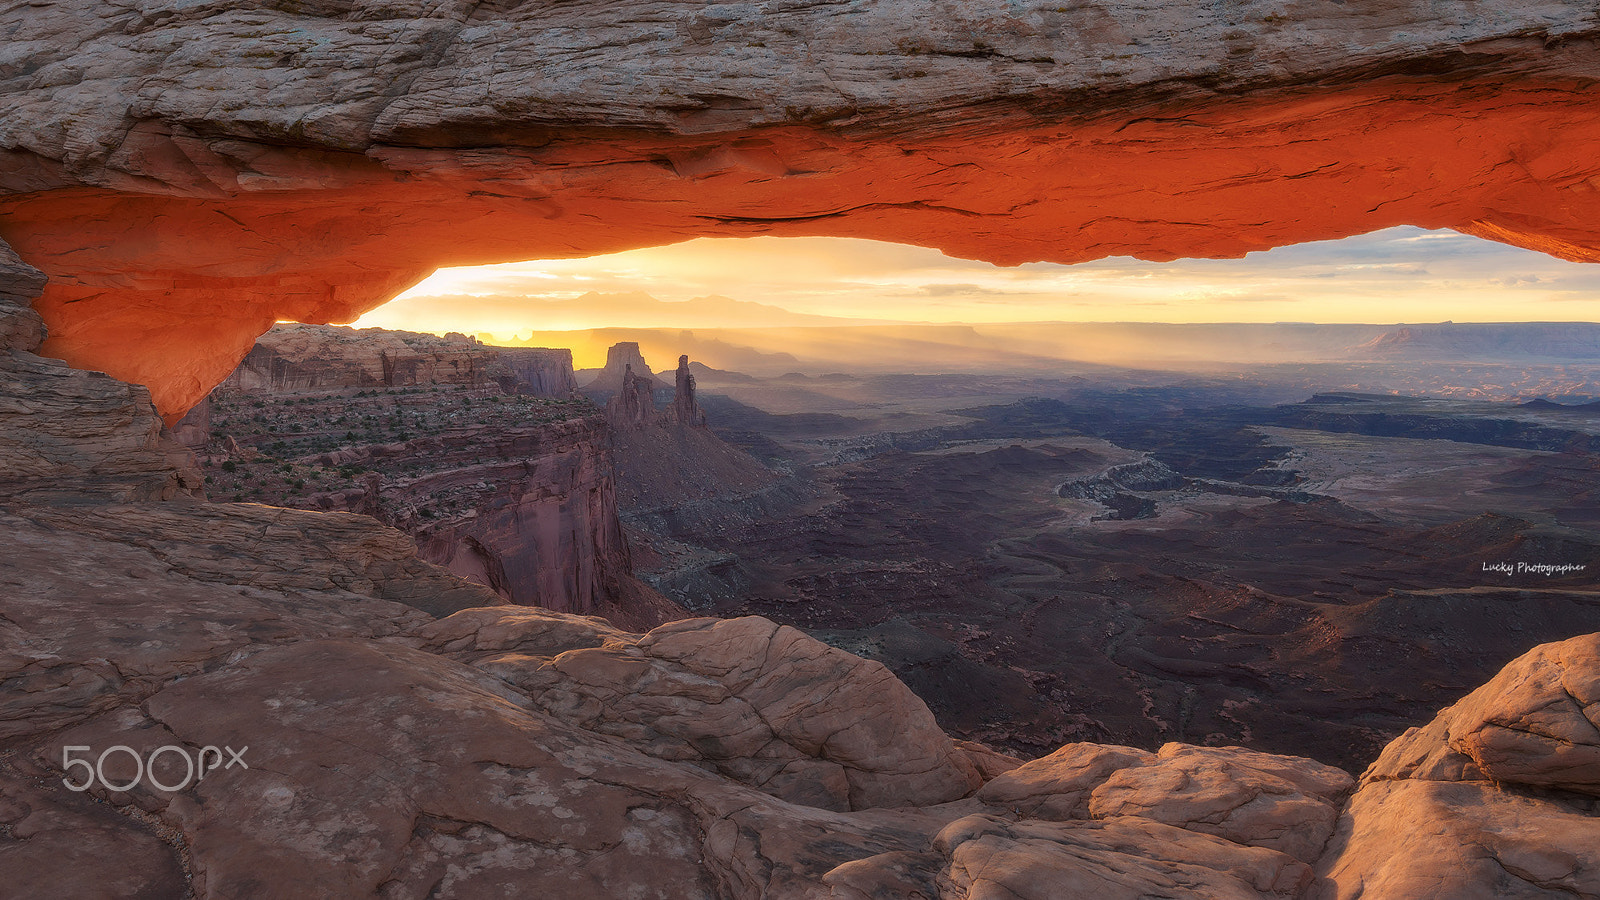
[61,745,248,792]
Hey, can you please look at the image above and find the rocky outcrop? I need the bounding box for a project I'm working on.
[413,611,983,811]
[0,236,200,501]
[1316,632,1600,899]
[1362,633,1600,794]
[219,323,575,397]
[604,364,658,428]
[6,2,1599,417]
[671,354,708,427]
[585,343,665,395]
[497,347,580,397]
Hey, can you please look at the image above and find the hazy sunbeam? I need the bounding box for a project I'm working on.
[359,227,1600,342]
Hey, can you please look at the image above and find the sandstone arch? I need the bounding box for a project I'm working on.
[3,0,1599,419]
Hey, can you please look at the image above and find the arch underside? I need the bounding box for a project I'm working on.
[3,4,1600,421]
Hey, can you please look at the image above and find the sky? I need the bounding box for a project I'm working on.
[355,227,1600,341]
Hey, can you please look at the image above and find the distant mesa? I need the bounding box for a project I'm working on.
[582,342,666,394]
[1354,322,1600,361]
[688,360,757,385]
[1519,397,1600,412]
[600,343,710,430]
[217,323,578,398]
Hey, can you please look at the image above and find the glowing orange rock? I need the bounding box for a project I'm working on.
[3,0,1599,419]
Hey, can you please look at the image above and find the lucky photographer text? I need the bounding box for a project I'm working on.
[62,745,249,792]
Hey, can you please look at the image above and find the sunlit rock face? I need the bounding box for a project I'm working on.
[2,0,1599,417]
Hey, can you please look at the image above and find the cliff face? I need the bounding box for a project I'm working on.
[3,3,1598,417]
[325,417,681,630]
[584,342,665,395]
[496,347,580,397]
[200,328,679,630]
[219,323,578,397]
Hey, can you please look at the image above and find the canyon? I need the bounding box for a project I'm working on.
[635,371,1600,774]
[5,259,1600,897]
[3,1,1600,896]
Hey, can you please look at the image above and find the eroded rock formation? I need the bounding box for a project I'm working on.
[219,323,578,397]
[604,363,658,428]
[0,245,200,501]
[4,3,1600,416]
[585,342,665,395]
[1317,632,1600,899]
[672,354,708,428]
[201,328,676,629]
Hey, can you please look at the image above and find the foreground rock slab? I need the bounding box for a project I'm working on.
[1317,632,1600,900]
[3,493,1599,898]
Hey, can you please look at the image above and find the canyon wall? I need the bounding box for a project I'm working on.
[3,2,1600,417]
[497,347,580,397]
[312,416,681,630]
[218,323,577,397]
[200,326,678,630]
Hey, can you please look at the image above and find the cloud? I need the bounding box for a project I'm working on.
[916,283,1035,297]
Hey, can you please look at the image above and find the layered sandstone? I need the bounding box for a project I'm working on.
[219,323,577,397]
[200,377,679,629]
[0,238,200,501]
[3,2,1600,416]
[585,342,665,395]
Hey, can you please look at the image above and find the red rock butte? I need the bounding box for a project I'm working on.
[2,0,1600,420]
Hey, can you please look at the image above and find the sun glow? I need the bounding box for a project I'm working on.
[355,227,1600,345]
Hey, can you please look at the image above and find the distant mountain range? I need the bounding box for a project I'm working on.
[504,318,1600,376]
[410,290,884,332]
